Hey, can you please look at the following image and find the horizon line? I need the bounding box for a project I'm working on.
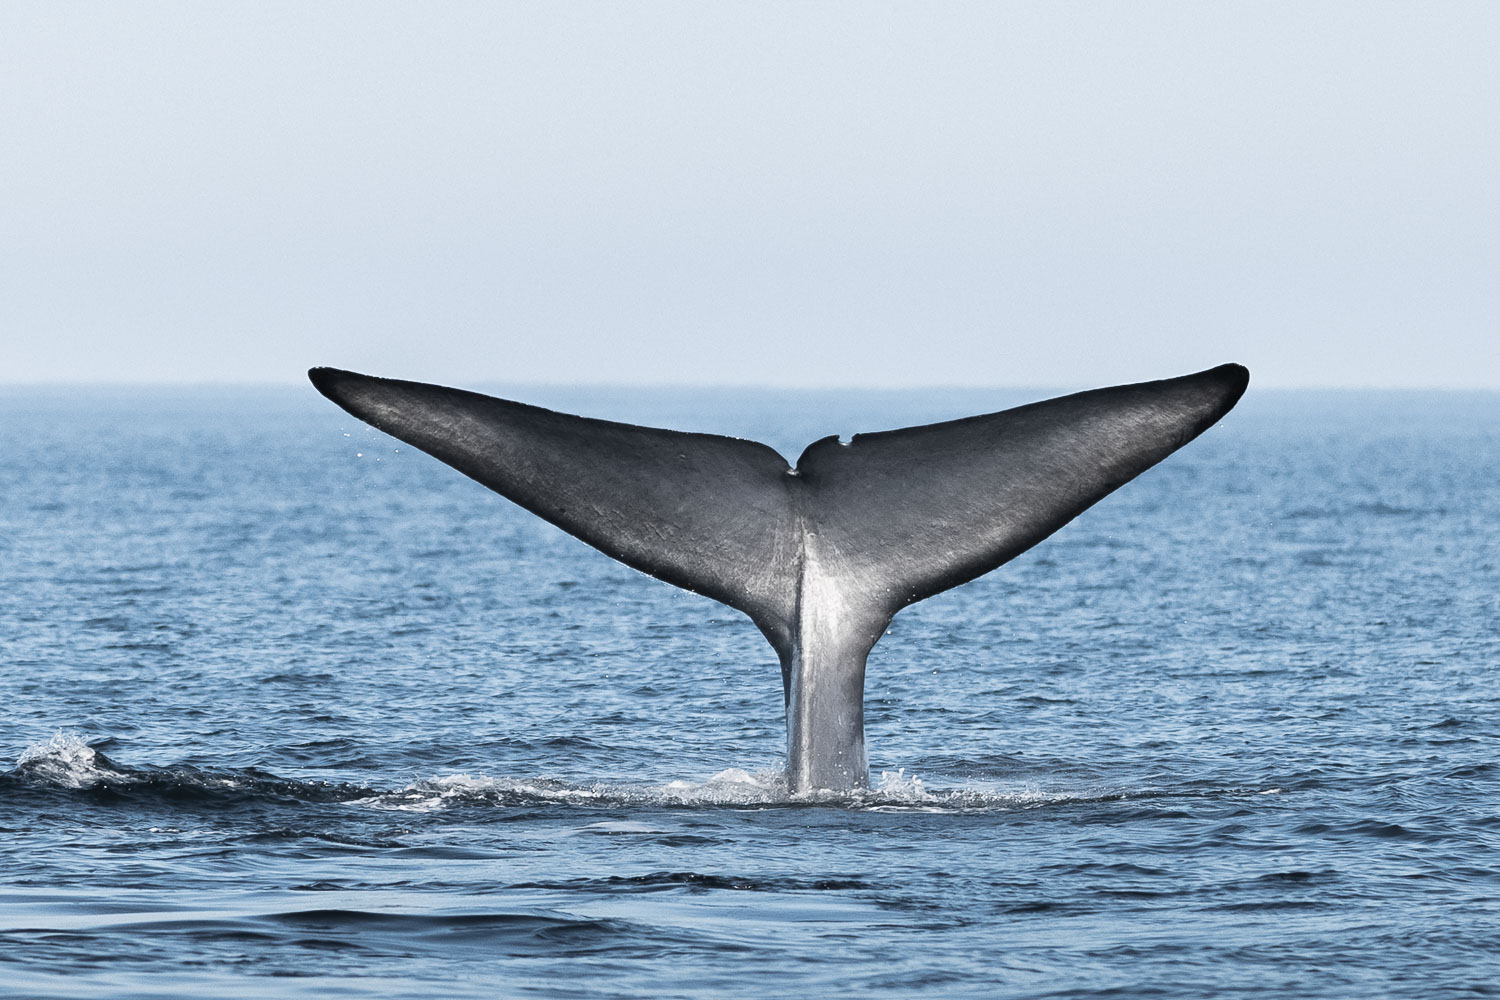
[2,378,1499,394]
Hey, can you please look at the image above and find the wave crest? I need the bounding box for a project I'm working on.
[8,736,1283,813]
[16,732,130,788]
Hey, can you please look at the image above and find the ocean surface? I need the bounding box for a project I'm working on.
[1,382,1497,999]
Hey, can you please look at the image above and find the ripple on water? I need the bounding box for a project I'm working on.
[7,735,1287,817]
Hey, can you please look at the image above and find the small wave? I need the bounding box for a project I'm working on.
[8,736,1284,815]
[106,907,661,957]
[349,767,957,812]
[347,767,793,812]
[10,732,372,806]
[15,733,131,788]
[509,870,874,893]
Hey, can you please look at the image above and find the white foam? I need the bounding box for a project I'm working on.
[349,767,793,812]
[347,773,611,812]
[16,732,128,788]
[875,767,928,798]
[344,766,1099,813]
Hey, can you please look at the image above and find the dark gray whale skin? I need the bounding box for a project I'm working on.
[309,363,1248,793]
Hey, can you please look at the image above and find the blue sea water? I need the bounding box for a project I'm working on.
[1,383,1497,999]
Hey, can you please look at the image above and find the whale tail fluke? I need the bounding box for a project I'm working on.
[791,362,1249,616]
[312,362,1246,790]
[311,363,1245,630]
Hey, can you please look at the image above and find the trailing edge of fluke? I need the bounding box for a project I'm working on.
[310,363,1249,793]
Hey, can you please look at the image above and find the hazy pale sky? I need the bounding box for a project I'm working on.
[2,3,1497,388]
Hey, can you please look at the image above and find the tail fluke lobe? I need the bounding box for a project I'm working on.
[308,367,802,647]
[791,364,1248,615]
